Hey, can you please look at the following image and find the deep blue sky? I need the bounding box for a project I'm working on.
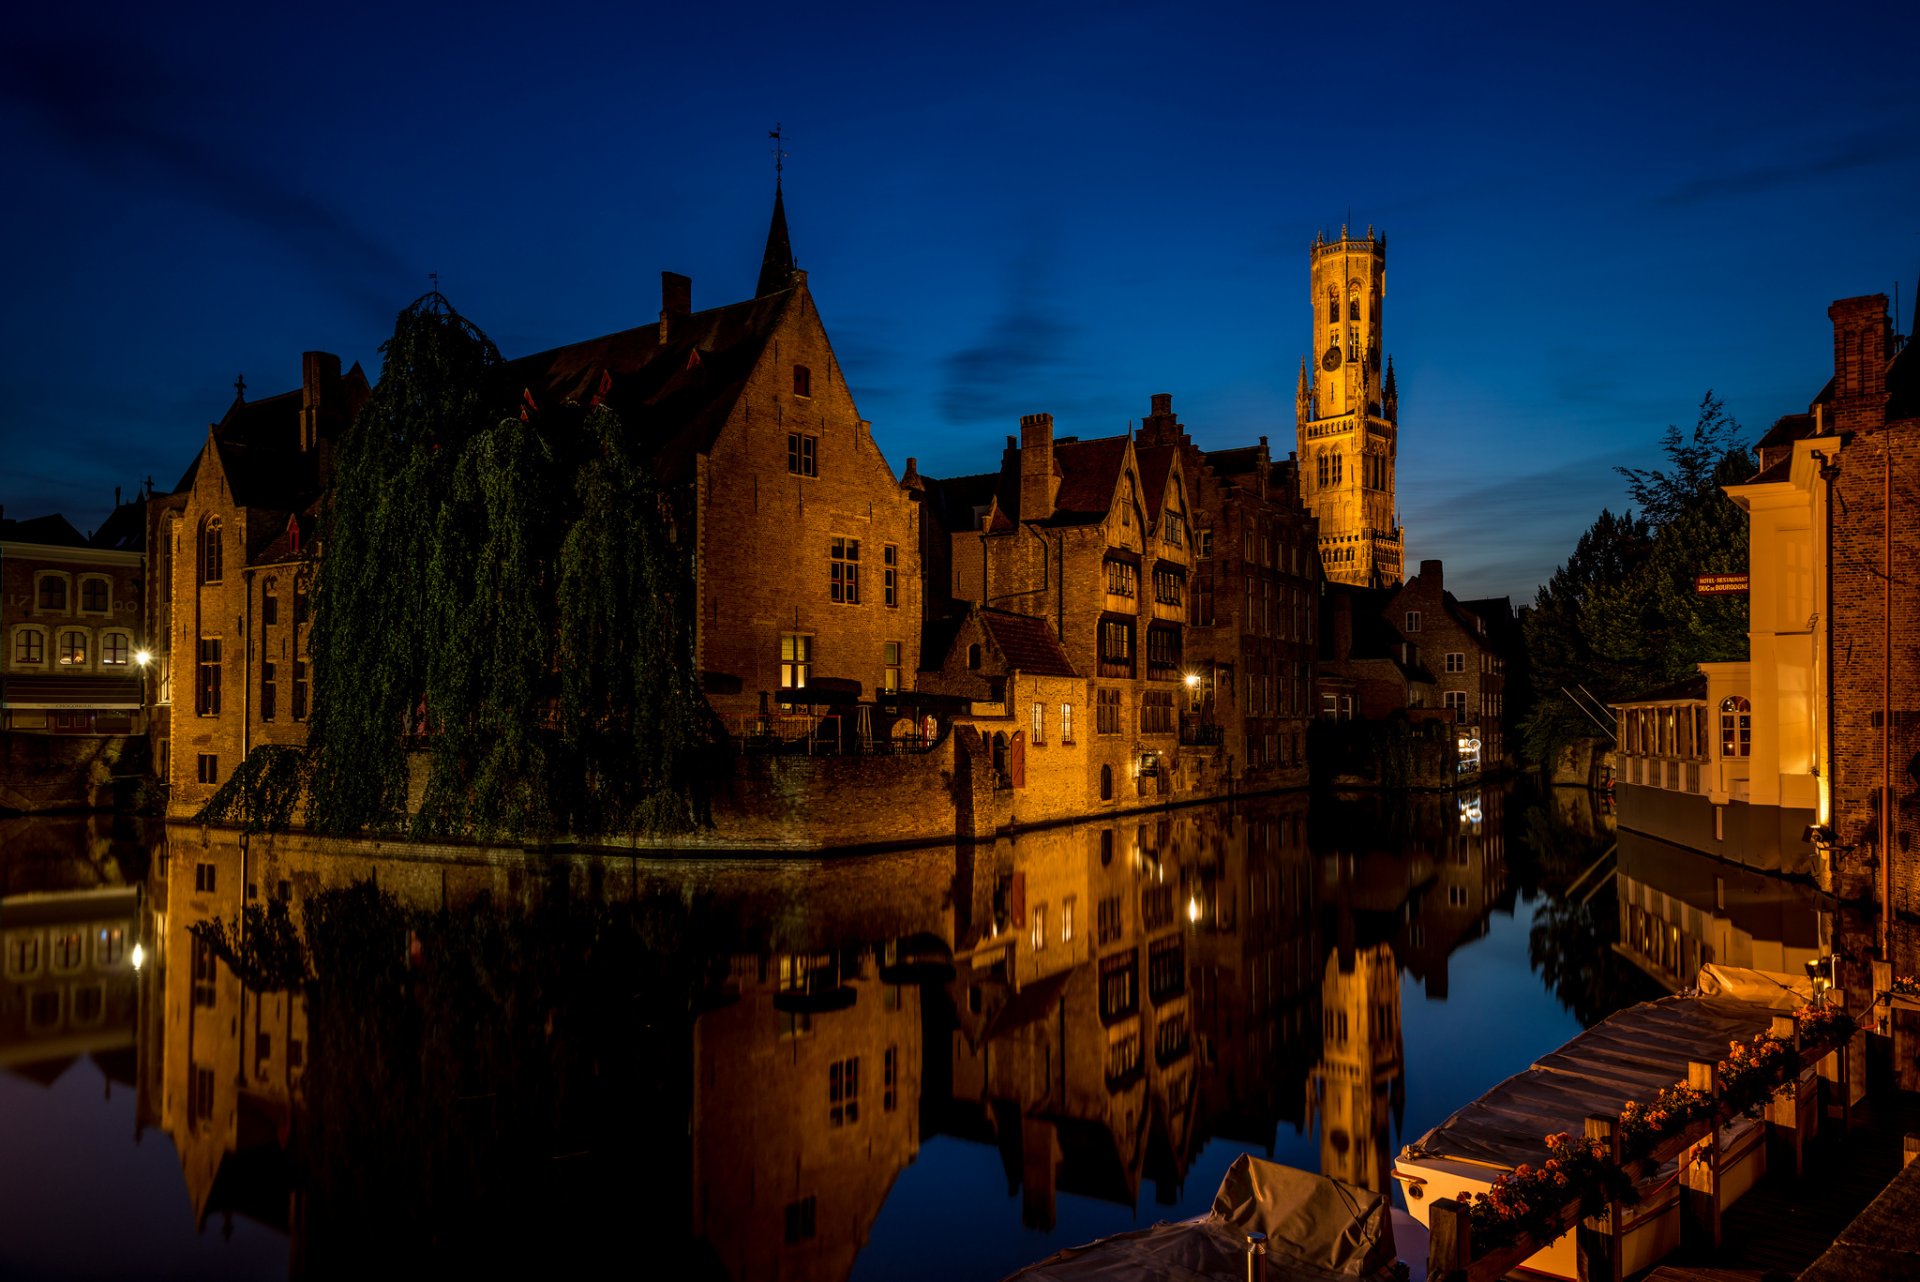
[3,1,1916,602]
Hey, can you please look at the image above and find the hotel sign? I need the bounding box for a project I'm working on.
[1695,573,1749,595]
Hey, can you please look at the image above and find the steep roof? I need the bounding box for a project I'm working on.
[756,182,797,298]
[1205,444,1264,478]
[508,288,798,486]
[980,609,1078,678]
[89,499,147,553]
[1046,436,1129,524]
[1886,341,1919,421]
[1135,443,1176,521]
[0,514,87,548]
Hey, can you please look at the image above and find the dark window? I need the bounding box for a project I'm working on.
[191,933,217,1008]
[1146,626,1181,676]
[81,578,108,612]
[1097,895,1122,943]
[1099,620,1134,678]
[829,537,860,603]
[197,753,219,785]
[1107,1029,1142,1083]
[787,432,817,477]
[1153,565,1184,606]
[294,584,310,625]
[829,1056,860,1127]
[14,629,44,665]
[1100,763,1114,799]
[292,661,309,721]
[263,587,278,626]
[1149,936,1185,1001]
[792,364,812,397]
[883,544,898,607]
[1162,509,1185,548]
[261,662,277,721]
[1097,687,1121,735]
[37,576,68,611]
[1142,883,1175,931]
[1156,1009,1190,1063]
[967,643,982,671]
[785,1197,817,1243]
[883,1046,898,1112]
[1099,953,1139,1023]
[190,1066,215,1126]
[197,639,222,715]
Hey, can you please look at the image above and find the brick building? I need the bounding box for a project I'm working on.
[148,356,366,812]
[1387,560,1506,769]
[2,503,149,738]
[150,185,924,817]
[1135,394,1320,789]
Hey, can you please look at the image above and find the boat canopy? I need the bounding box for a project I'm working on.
[1004,1154,1397,1281]
[1404,965,1813,1169]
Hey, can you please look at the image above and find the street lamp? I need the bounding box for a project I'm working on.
[134,649,151,667]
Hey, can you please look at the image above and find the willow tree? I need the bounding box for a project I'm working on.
[306,293,510,835]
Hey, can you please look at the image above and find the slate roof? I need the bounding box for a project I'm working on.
[927,433,1132,532]
[1135,443,1175,520]
[980,609,1078,678]
[1885,341,1918,420]
[507,287,798,486]
[88,500,146,553]
[1204,444,1264,478]
[0,514,87,548]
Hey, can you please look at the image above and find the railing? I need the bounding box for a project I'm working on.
[1425,1010,1858,1282]
[1179,721,1223,746]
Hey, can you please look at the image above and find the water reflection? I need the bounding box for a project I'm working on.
[0,784,1830,1280]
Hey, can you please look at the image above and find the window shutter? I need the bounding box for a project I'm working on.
[1010,729,1026,789]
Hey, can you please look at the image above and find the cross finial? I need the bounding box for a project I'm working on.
[769,123,788,183]
[234,373,246,400]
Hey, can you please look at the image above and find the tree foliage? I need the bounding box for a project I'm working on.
[1521,392,1752,766]
[296,293,713,840]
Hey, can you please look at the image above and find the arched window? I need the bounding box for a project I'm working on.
[1720,696,1751,759]
[1327,289,1338,324]
[967,643,982,671]
[1349,294,1360,321]
[200,518,223,584]
[1100,764,1114,801]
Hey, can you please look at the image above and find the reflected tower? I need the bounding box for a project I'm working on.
[1308,942,1403,1192]
[1295,227,1403,586]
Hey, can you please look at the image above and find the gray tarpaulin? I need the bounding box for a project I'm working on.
[1003,1156,1397,1282]
[1405,965,1811,1169]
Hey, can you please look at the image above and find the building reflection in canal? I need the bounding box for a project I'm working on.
[0,783,1830,1280]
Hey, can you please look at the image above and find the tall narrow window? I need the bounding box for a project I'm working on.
[201,519,223,584]
[829,538,860,603]
[197,639,222,715]
[1720,696,1751,758]
[1031,701,1046,744]
[883,544,898,607]
[261,662,277,722]
[883,641,902,693]
[792,364,812,397]
[1061,702,1074,743]
[780,634,812,690]
[1405,611,1421,633]
[263,579,279,626]
[292,660,309,720]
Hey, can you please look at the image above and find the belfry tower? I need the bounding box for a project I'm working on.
[1294,225,1403,586]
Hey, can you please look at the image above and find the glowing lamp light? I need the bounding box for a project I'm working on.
[1187,895,1201,923]
[1183,672,1201,689]
[134,649,152,667]
[130,942,146,971]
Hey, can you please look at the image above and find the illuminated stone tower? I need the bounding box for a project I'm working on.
[1295,226,1403,586]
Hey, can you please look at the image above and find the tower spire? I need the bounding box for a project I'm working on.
[756,124,797,297]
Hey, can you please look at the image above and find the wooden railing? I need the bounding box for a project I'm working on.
[1426,1012,1857,1282]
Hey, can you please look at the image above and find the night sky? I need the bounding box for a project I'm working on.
[3,1,1915,604]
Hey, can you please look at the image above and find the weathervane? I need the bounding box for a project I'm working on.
[769,123,788,182]
[234,373,246,400]
[429,271,440,295]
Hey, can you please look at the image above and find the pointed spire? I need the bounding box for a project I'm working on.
[755,180,796,297]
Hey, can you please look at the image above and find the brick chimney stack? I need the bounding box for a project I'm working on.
[1020,412,1055,523]
[660,271,692,343]
[1419,558,1443,591]
[1829,294,1891,433]
[300,351,341,454]
[1140,392,1179,445]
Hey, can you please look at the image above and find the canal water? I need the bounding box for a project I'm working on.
[0,783,1823,1281]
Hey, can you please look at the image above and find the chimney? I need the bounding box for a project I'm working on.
[1419,558,1442,591]
[1829,294,1890,432]
[659,271,692,343]
[300,351,341,453]
[1019,412,1055,522]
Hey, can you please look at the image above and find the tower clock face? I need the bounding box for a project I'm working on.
[1322,345,1341,372]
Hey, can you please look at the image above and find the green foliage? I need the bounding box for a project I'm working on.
[188,897,312,991]
[304,293,714,840]
[193,744,310,832]
[1521,392,1753,766]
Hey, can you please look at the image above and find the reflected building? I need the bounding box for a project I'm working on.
[1308,943,1401,1193]
[1613,831,1822,990]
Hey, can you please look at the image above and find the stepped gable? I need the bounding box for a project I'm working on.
[507,288,796,487]
[978,608,1077,678]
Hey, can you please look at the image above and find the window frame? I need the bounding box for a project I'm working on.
[200,518,224,585]
[99,629,132,667]
[56,628,90,668]
[787,431,818,477]
[78,575,112,615]
[34,572,70,613]
[11,625,47,667]
[829,537,861,604]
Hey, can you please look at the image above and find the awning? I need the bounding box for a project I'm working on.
[0,674,143,710]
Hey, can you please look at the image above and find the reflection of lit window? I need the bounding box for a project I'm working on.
[96,928,125,967]
[1031,903,1047,952]
[50,930,83,973]
[7,934,41,977]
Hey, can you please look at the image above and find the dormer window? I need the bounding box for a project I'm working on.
[793,364,812,398]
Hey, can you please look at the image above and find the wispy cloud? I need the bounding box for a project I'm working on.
[1660,123,1919,207]
[1,35,406,318]
[938,239,1088,428]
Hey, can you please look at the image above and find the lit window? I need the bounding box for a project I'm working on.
[883,641,901,693]
[787,432,817,477]
[57,630,88,666]
[1031,700,1046,744]
[1031,903,1047,952]
[1061,702,1073,743]
[780,634,812,690]
[101,632,130,666]
[1720,696,1752,758]
[1106,558,1138,597]
[829,537,860,603]
[1063,896,1075,944]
